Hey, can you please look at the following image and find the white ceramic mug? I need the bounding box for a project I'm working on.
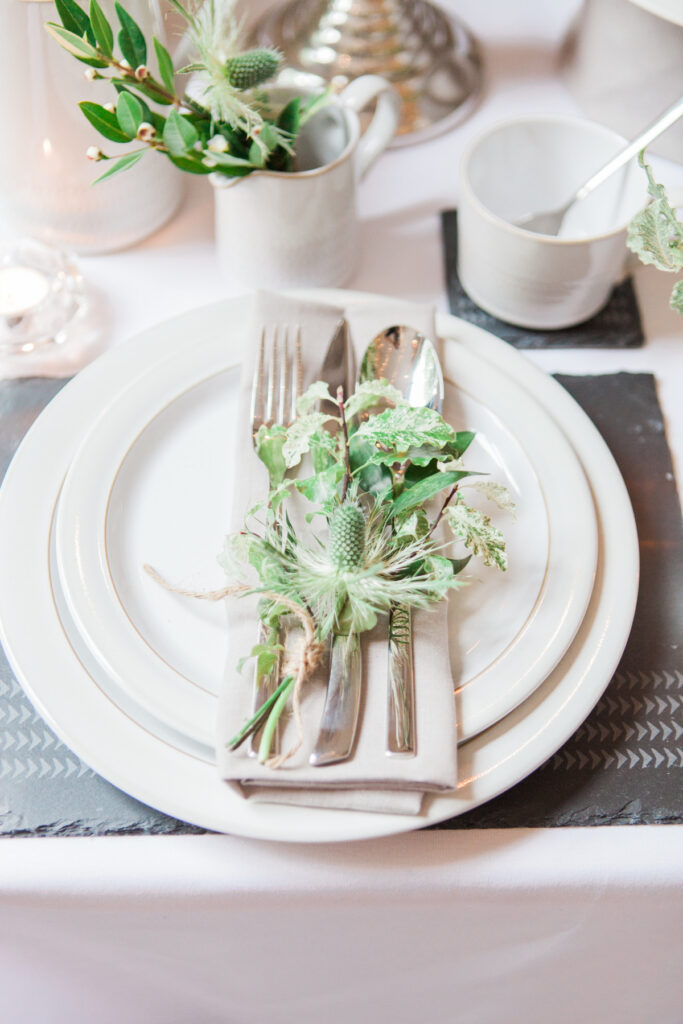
[458,116,648,330]
[211,76,401,289]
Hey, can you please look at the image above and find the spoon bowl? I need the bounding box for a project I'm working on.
[359,325,444,412]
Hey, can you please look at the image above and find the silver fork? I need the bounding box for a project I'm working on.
[247,324,303,757]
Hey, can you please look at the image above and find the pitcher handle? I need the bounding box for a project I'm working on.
[339,75,401,179]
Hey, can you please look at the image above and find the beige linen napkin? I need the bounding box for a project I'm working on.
[216,292,458,815]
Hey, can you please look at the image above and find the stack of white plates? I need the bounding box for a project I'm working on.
[0,289,638,842]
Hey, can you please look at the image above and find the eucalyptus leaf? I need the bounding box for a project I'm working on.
[153,36,175,92]
[115,0,147,67]
[446,500,507,570]
[356,405,457,456]
[344,380,404,420]
[388,470,472,518]
[248,139,266,168]
[467,480,516,515]
[111,76,174,105]
[254,424,287,487]
[93,149,145,183]
[116,91,144,138]
[168,154,215,175]
[277,97,300,137]
[296,463,344,505]
[300,88,332,125]
[297,380,335,415]
[113,83,153,125]
[349,436,393,497]
[89,0,113,55]
[283,414,336,468]
[55,0,95,46]
[237,641,282,678]
[449,554,472,575]
[163,108,199,156]
[45,23,108,66]
[79,101,130,144]
[203,150,255,170]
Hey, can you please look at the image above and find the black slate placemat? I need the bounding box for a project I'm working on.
[442,372,682,828]
[0,378,202,836]
[1,373,680,834]
[441,210,644,348]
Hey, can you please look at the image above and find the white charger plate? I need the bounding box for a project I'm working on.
[0,291,638,842]
[53,324,596,753]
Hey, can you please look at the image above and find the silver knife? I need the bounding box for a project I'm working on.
[309,633,361,766]
[309,320,362,767]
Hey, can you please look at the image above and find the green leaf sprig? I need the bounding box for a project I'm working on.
[221,379,515,762]
[627,152,683,315]
[44,0,329,183]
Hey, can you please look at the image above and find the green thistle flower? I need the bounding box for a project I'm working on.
[329,502,365,572]
[225,49,280,90]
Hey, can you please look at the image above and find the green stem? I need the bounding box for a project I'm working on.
[337,386,352,502]
[226,674,293,751]
[428,484,459,538]
[258,675,294,763]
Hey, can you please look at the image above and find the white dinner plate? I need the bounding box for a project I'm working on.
[0,291,638,842]
[53,323,596,753]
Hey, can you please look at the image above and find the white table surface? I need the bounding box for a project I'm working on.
[1,2,682,1023]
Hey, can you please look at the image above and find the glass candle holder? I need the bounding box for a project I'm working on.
[0,239,89,353]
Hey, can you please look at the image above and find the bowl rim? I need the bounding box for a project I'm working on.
[459,113,646,246]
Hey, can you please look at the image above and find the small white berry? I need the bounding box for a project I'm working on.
[202,156,217,168]
[134,64,150,82]
[84,68,98,82]
[86,146,103,162]
[208,134,228,153]
[119,59,132,71]
[104,103,116,114]
[136,122,156,142]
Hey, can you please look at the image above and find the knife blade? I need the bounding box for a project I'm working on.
[309,632,361,766]
[309,319,363,767]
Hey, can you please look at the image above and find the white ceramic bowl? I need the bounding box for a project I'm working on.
[458,115,647,330]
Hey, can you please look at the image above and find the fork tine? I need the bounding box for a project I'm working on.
[250,328,266,437]
[265,327,277,426]
[278,327,288,426]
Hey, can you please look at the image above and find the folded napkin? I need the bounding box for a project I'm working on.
[216,292,459,815]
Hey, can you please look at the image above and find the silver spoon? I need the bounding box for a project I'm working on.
[515,94,683,236]
[359,325,444,757]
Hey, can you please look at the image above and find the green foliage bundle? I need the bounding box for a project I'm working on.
[221,379,514,763]
[45,0,328,183]
[628,153,683,315]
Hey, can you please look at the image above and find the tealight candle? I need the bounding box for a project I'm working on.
[0,240,88,355]
[0,266,50,319]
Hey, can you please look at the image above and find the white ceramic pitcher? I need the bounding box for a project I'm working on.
[211,75,401,289]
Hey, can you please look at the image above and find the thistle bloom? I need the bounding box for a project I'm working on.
[223,497,464,642]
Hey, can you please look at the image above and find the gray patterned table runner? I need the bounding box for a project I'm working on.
[447,373,682,828]
[0,373,680,835]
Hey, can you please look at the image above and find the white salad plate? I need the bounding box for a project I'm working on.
[53,318,596,755]
[0,291,638,843]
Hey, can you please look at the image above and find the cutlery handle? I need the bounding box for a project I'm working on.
[309,633,361,767]
[387,606,416,756]
[247,621,281,758]
[576,95,683,205]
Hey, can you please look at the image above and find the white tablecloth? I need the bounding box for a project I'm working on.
[1,2,681,1022]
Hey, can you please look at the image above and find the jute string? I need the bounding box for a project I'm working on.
[143,565,323,768]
